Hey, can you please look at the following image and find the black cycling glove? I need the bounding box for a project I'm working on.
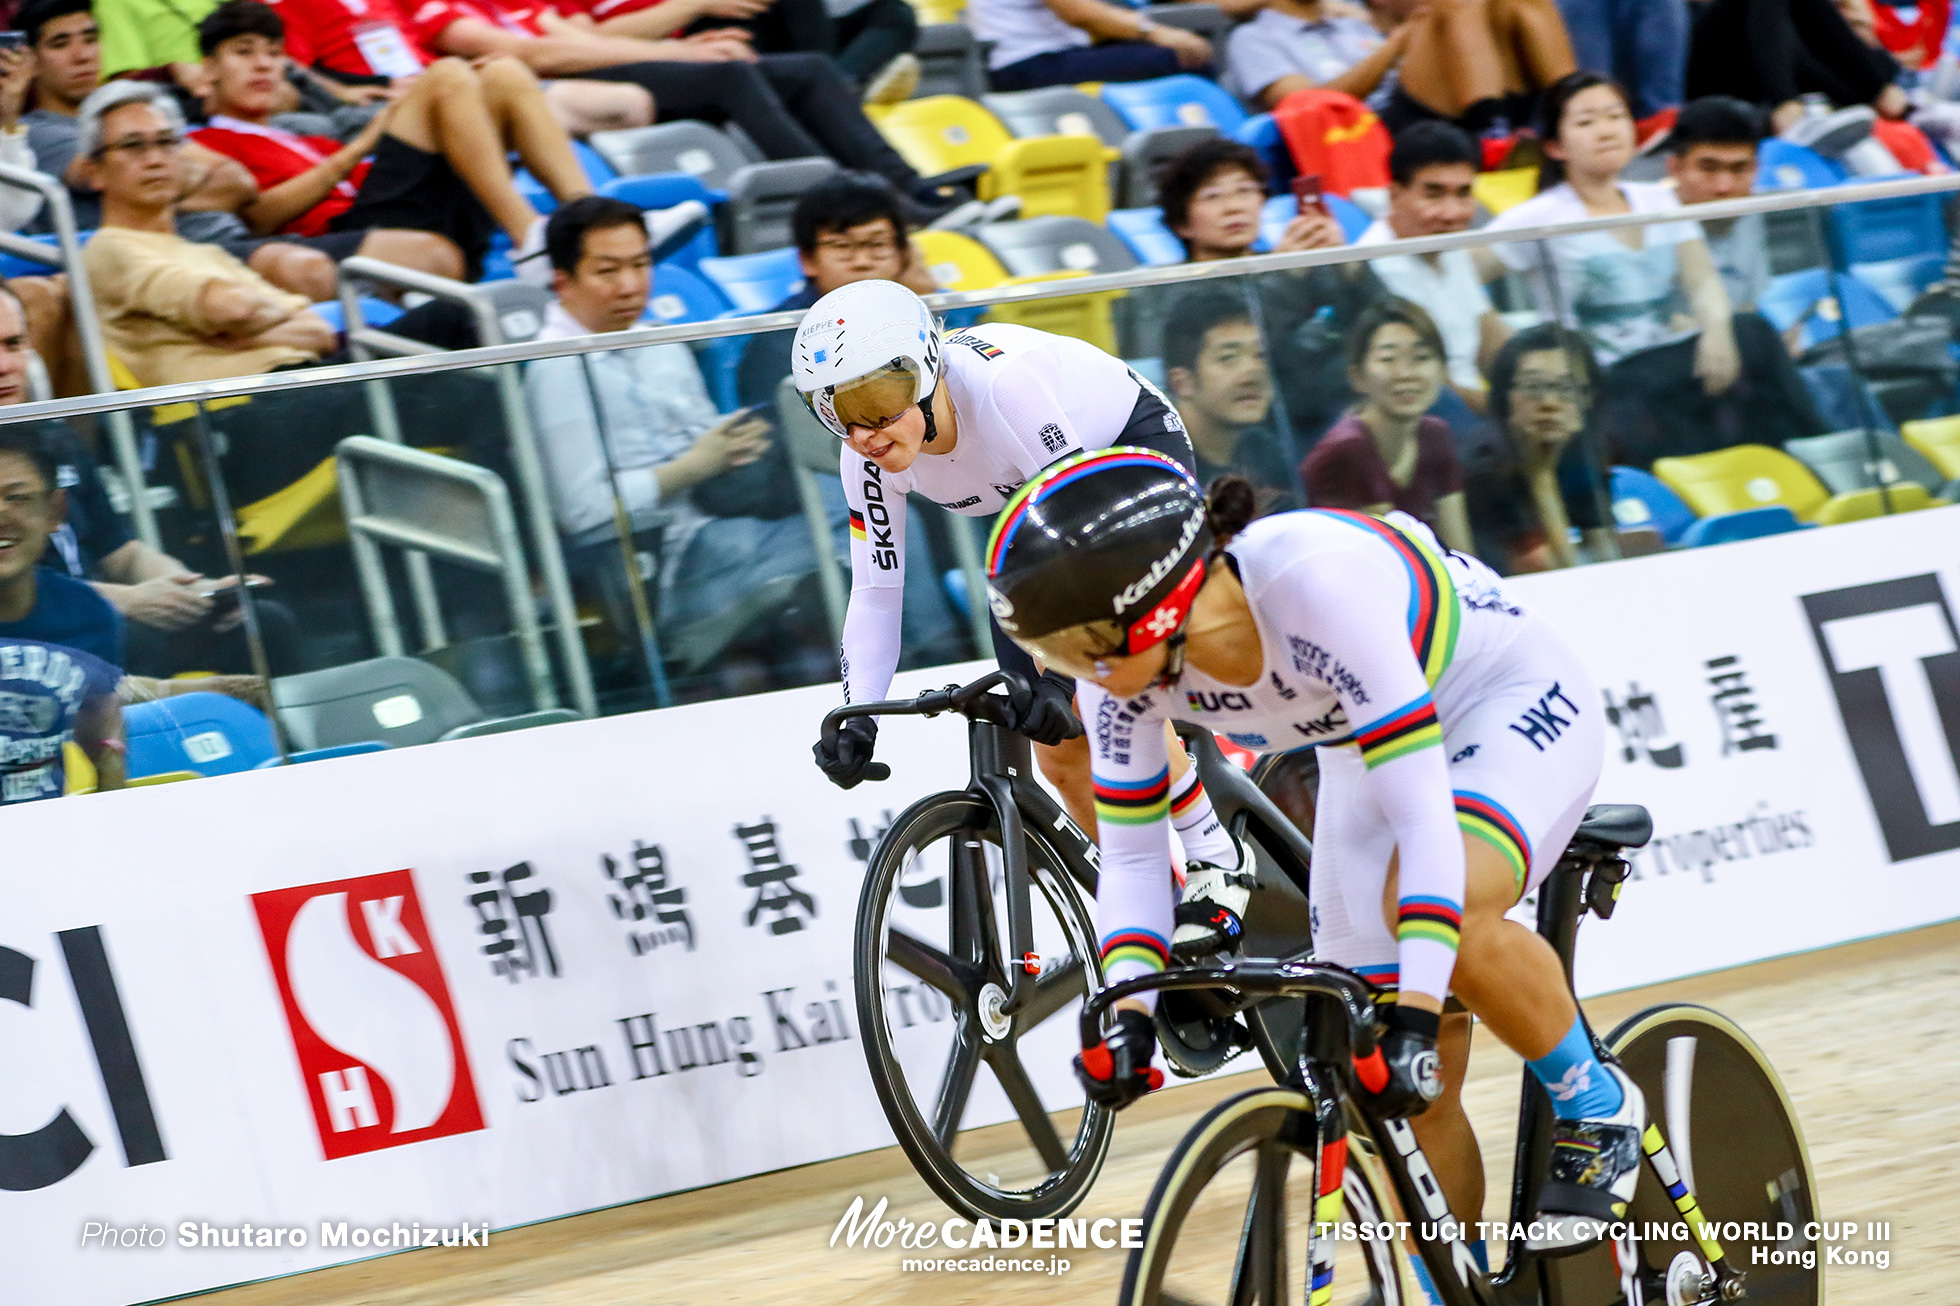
[1011,670,1085,747]
[1075,1007,1164,1109]
[814,716,882,789]
[1352,1005,1444,1119]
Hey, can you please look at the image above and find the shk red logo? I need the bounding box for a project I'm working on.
[252,871,484,1159]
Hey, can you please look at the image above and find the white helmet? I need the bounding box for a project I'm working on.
[791,279,943,440]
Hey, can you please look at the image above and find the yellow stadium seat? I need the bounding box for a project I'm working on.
[907,0,964,21]
[983,271,1121,355]
[1474,167,1540,215]
[1653,444,1933,525]
[1903,416,1960,480]
[64,741,96,795]
[235,455,348,556]
[913,230,1010,293]
[127,770,201,788]
[1811,482,1933,523]
[870,96,1110,222]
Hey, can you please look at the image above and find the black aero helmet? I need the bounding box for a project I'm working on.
[985,448,1211,652]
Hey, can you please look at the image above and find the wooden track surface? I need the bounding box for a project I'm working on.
[182,921,1959,1306]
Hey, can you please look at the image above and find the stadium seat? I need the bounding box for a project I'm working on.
[1756,138,1846,191]
[869,96,1110,222]
[1257,192,1370,247]
[913,229,1011,291]
[646,261,736,324]
[480,281,554,343]
[1118,124,1217,208]
[1902,414,1960,478]
[1848,251,1945,312]
[310,296,402,334]
[699,247,805,314]
[1784,428,1953,498]
[914,22,987,99]
[1233,113,1294,194]
[1100,75,1249,134]
[273,656,574,750]
[600,173,723,271]
[1472,167,1539,215]
[907,0,966,23]
[1608,466,1698,543]
[984,87,1130,147]
[983,270,1122,354]
[1651,443,1931,524]
[1108,207,1187,266]
[124,692,280,779]
[1675,506,1805,547]
[723,157,840,254]
[1143,3,1233,68]
[588,122,756,191]
[1826,188,1948,267]
[234,455,346,556]
[973,215,1140,278]
[1754,268,1896,350]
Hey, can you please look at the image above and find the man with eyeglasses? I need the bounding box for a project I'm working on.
[78,80,337,389]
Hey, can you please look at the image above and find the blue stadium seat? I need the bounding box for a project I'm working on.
[1233,113,1294,193]
[601,173,723,272]
[573,139,619,188]
[1108,207,1186,265]
[311,296,404,333]
[1755,139,1845,191]
[1849,251,1946,313]
[1609,466,1697,543]
[124,692,280,779]
[645,261,735,324]
[1101,75,1249,135]
[698,247,805,314]
[0,230,85,279]
[1755,268,1896,350]
[1826,188,1948,266]
[1676,505,1805,547]
[1256,193,1370,249]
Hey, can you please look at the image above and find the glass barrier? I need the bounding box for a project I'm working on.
[2,176,1953,778]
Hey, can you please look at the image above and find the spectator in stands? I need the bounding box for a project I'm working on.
[1686,0,1908,133]
[1161,286,1300,514]
[1484,73,1824,466]
[524,197,833,672]
[0,426,127,804]
[571,0,923,103]
[194,1,599,282]
[0,425,123,668]
[267,0,657,135]
[1228,0,1576,139]
[1556,0,1684,121]
[736,171,935,408]
[19,0,358,316]
[401,0,966,214]
[0,292,301,679]
[1462,322,1617,571]
[1355,122,1510,412]
[0,44,43,233]
[1154,136,1385,451]
[1667,96,1770,311]
[971,0,1215,92]
[1301,296,1474,550]
[80,81,337,387]
[729,175,965,664]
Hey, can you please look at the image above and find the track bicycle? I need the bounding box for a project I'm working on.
[1098,807,1823,1306]
[828,671,1321,1223]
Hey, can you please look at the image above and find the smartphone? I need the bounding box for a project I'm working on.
[1292,174,1326,217]
[206,577,270,613]
[0,31,27,51]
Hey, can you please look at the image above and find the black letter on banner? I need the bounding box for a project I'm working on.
[0,947,96,1191]
[59,927,166,1167]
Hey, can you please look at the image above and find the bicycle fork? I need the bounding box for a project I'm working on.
[1636,1122,1746,1304]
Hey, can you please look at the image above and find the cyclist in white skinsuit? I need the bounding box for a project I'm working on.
[985,448,1644,1256]
[795,280,1251,918]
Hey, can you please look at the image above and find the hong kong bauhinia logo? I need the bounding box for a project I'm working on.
[252,871,485,1159]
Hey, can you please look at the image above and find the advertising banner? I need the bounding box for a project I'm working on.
[9,508,1960,1305]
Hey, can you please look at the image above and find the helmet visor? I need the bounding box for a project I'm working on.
[809,359,926,439]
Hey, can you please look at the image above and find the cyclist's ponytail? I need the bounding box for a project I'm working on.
[1205,475,1257,552]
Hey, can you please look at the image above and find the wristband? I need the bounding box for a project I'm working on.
[1385,1003,1440,1040]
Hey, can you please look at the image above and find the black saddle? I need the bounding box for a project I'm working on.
[1571,804,1652,852]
